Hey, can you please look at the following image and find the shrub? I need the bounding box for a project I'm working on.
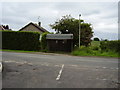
[93,37,100,41]
[100,40,120,53]
[71,43,119,57]
[2,30,40,51]
[41,32,50,51]
[80,46,92,53]
[72,46,95,56]
[90,45,100,51]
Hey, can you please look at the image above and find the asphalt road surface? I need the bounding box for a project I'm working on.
[2,51,119,88]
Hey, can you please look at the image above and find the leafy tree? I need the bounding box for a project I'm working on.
[6,25,9,29]
[94,37,100,41]
[2,25,10,29]
[104,39,108,41]
[50,15,93,47]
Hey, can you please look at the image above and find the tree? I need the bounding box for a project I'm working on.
[104,39,108,41]
[2,25,9,29]
[5,25,9,29]
[94,37,100,41]
[50,15,93,47]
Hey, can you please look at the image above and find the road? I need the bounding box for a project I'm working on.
[2,51,119,88]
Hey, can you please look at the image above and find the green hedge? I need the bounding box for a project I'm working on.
[41,32,50,52]
[100,40,120,53]
[1,30,40,51]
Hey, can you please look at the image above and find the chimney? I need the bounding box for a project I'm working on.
[38,22,41,27]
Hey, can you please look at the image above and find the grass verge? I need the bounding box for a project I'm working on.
[71,46,120,58]
[1,48,119,58]
[1,49,39,53]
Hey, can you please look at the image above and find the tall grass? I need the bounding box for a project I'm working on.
[71,43,119,58]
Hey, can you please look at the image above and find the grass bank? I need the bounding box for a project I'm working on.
[1,48,119,58]
[1,41,119,58]
[71,47,119,58]
[1,49,39,53]
[71,41,119,58]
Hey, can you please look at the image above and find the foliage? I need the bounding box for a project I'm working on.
[71,45,119,57]
[50,15,93,47]
[91,46,99,51]
[93,37,100,41]
[72,46,98,56]
[90,41,100,50]
[100,40,120,53]
[2,30,40,51]
[2,25,9,29]
[71,40,120,57]
[91,41,100,47]
[104,39,108,41]
[1,49,39,53]
[41,32,50,52]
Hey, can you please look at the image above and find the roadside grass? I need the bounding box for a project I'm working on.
[1,49,71,55]
[47,51,71,55]
[71,44,120,58]
[1,48,119,58]
[1,40,119,58]
[1,49,39,53]
[71,49,119,57]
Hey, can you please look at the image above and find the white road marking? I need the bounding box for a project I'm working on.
[4,60,27,64]
[41,62,50,66]
[54,65,59,67]
[56,64,64,81]
[102,79,107,81]
[102,67,107,69]
[96,78,99,80]
[0,62,2,72]
[71,65,78,67]
[4,61,15,63]
[27,63,33,65]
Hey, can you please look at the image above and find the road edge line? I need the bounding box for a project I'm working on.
[56,64,64,81]
[0,62,2,72]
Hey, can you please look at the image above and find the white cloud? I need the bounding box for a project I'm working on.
[28,7,59,18]
[94,23,118,33]
[1,0,119,2]
[1,2,118,40]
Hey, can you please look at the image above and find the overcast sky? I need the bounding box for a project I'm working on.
[1,0,119,40]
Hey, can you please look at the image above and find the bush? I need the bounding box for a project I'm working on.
[90,45,100,51]
[2,30,40,51]
[93,37,100,41]
[80,46,92,53]
[72,46,95,56]
[71,45,119,57]
[41,32,50,51]
[100,41,108,51]
[100,40,120,53]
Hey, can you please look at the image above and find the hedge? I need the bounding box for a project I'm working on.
[41,32,50,51]
[1,30,40,51]
[100,40,120,53]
